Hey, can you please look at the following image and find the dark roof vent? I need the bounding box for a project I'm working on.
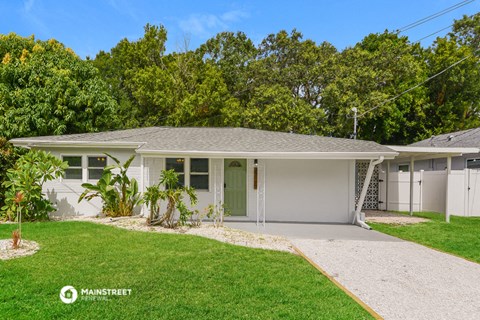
[429,135,436,146]
[447,135,454,141]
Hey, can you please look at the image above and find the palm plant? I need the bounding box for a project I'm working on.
[79,154,142,217]
[146,169,198,228]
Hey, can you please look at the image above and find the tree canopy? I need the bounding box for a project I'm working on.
[1,13,479,145]
[0,33,117,139]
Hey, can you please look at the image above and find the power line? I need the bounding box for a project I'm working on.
[358,51,478,118]
[397,0,476,34]
[413,24,454,43]
[412,12,478,43]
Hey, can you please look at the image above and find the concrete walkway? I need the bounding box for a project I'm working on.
[226,222,480,320]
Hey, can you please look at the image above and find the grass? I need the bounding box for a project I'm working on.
[370,212,480,263]
[0,221,372,320]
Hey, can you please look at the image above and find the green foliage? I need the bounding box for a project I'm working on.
[244,84,324,134]
[450,13,480,51]
[422,36,480,136]
[0,33,118,139]
[1,150,67,221]
[204,202,230,228]
[78,154,142,217]
[146,169,198,228]
[0,137,26,209]
[0,18,473,146]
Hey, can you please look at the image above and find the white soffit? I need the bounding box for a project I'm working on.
[387,146,480,160]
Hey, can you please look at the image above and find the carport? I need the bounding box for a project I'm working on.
[383,146,478,222]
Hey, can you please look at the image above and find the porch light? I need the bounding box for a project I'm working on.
[254,159,258,167]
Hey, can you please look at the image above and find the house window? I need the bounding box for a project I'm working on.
[467,158,480,169]
[190,158,209,190]
[63,156,82,180]
[88,156,107,180]
[398,164,409,172]
[166,158,185,186]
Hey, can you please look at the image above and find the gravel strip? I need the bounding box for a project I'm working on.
[66,216,294,253]
[292,238,480,320]
[365,210,429,225]
[0,239,40,260]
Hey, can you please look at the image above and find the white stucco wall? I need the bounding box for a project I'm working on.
[33,149,359,222]
[144,156,215,218]
[38,147,141,217]
[262,159,355,223]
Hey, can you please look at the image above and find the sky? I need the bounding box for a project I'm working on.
[0,0,479,59]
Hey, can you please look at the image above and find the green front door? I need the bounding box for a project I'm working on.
[224,159,247,216]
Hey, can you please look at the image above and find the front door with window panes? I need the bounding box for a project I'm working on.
[224,159,247,216]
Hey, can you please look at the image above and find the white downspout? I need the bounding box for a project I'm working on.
[353,156,384,230]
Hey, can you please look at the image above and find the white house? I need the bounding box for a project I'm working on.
[10,127,398,226]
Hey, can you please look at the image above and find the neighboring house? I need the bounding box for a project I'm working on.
[392,127,480,172]
[373,128,480,217]
[11,127,398,224]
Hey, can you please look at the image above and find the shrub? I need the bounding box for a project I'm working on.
[79,153,142,217]
[204,202,230,228]
[0,138,26,209]
[1,150,67,221]
[145,169,198,228]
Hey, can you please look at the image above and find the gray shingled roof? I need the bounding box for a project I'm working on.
[11,127,394,154]
[410,127,480,148]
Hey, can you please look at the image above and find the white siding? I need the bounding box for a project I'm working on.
[33,148,359,222]
[38,147,140,217]
[262,159,354,223]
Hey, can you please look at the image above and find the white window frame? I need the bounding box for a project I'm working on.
[466,158,480,169]
[165,157,186,187]
[87,155,108,181]
[190,158,210,192]
[61,154,83,181]
[398,163,410,172]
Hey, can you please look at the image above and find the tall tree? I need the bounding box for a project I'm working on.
[323,32,429,144]
[0,33,117,139]
[450,13,480,51]
[423,36,480,135]
[92,24,168,128]
[197,31,257,103]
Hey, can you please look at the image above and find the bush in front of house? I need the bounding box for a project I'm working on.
[79,153,142,217]
[144,169,198,228]
[1,150,67,221]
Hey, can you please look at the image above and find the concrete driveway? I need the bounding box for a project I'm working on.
[225,221,400,241]
[226,222,480,320]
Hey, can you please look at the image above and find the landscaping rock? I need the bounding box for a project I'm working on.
[0,239,40,260]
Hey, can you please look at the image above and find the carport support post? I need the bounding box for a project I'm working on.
[446,155,452,223]
[386,161,390,211]
[409,156,414,216]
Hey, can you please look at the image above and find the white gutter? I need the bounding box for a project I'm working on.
[138,150,398,160]
[352,156,384,230]
[11,140,144,149]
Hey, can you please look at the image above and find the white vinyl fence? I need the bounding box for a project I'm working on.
[378,169,480,217]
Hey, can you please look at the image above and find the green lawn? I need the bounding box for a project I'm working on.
[370,212,480,263]
[0,221,372,320]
